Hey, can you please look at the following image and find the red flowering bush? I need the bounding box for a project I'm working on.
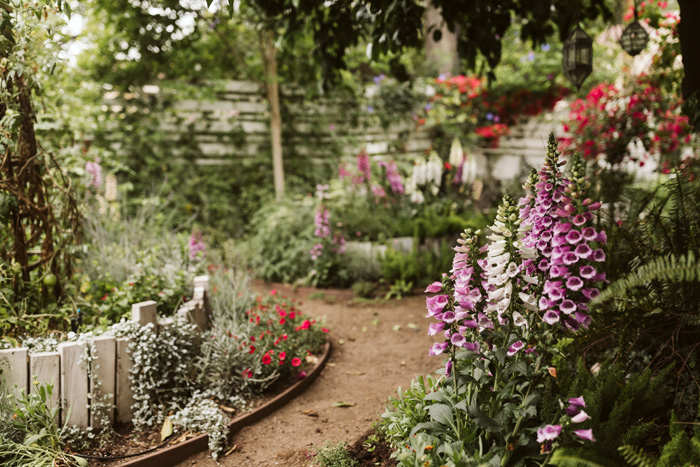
[420,74,568,151]
[559,77,691,168]
[238,291,327,383]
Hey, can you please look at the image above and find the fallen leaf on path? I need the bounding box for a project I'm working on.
[173,432,190,445]
[407,323,419,330]
[306,355,319,364]
[370,319,379,326]
[400,360,406,366]
[392,324,401,331]
[224,444,238,457]
[218,405,237,413]
[160,418,173,441]
[326,362,336,367]
[333,401,355,408]
[344,371,365,376]
[338,339,345,345]
[302,410,319,417]
[362,326,367,332]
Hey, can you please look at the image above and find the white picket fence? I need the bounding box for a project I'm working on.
[0,275,211,430]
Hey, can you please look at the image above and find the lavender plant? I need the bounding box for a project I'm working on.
[383,134,608,466]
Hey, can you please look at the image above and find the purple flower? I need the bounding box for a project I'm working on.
[560,299,576,314]
[428,322,445,336]
[582,227,597,241]
[451,333,466,346]
[566,276,584,291]
[568,396,586,407]
[442,311,457,323]
[536,425,562,443]
[566,230,583,244]
[571,410,591,423]
[426,295,449,316]
[425,281,443,293]
[592,249,606,262]
[574,429,596,442]
[445,359,453,377]
[575,244,592,259]
[572,214,587,226]
[543,310,560,324]
[464,342,480,352]
[579,265,596,279]
[507,340,525,356]
[429,342,449,356]
[581,288,600,300]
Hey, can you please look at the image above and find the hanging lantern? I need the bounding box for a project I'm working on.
[619,9,649,56]
[562,24,593,90]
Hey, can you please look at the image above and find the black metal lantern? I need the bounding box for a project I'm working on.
[619,9,649,56]
[562,24,594,90]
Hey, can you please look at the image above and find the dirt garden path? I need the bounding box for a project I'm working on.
[173,283,439,467]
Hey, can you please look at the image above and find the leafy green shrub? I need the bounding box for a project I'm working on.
[246,197,316,284]
[313,441,358,467]
[0,382,85,467]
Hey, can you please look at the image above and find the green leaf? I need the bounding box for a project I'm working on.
[466,405,503,433]
[549,448,608,466]
[424,390,448,402]
[428,403,454,426]
[493,348,507,366]
[333,401,355,407]
[505,360,528,376]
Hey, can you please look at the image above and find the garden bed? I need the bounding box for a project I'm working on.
[80,341,331,466]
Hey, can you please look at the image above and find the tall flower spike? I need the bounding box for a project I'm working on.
[484,194,524,325]
[546,153,606,330]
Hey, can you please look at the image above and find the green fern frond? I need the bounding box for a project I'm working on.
[549,449,608,467]
[618,445,655,467]
[595,251,700,304]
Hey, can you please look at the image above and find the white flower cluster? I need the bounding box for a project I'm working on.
[483,197,527,327]
[410,152,443,198]
[171,390,230,460]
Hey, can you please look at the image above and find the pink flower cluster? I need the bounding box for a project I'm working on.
[188,230,206,262]
[539,154,607,330]
[536,396,595,452]
[357,151,371,183]
[378,161,405,194]
[314,209,330,238]
[86,159,102,189]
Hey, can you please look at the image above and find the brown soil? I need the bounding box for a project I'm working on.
[169,282,439,467]
[346,429,396,467]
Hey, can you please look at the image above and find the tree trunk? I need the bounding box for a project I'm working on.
[425,2,459,76]
[261,29,285,201]
[679,0,700,101]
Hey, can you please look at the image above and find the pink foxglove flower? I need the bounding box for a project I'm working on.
[536,425,562,443]
[573,429,596,442]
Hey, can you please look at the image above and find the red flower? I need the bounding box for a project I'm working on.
[262,354,272,365]
[242,368,253,378]
[248,345,256,354]
[279,318,286,325]
[291,357,302,367]
[270,289,277,295]
[289,311,296,319]
[322,327,330,333]
[282,334,288,341]
[300,320,311,330]
[279,351,286,362]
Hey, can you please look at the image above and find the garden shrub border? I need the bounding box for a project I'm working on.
[114,340,332,467]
